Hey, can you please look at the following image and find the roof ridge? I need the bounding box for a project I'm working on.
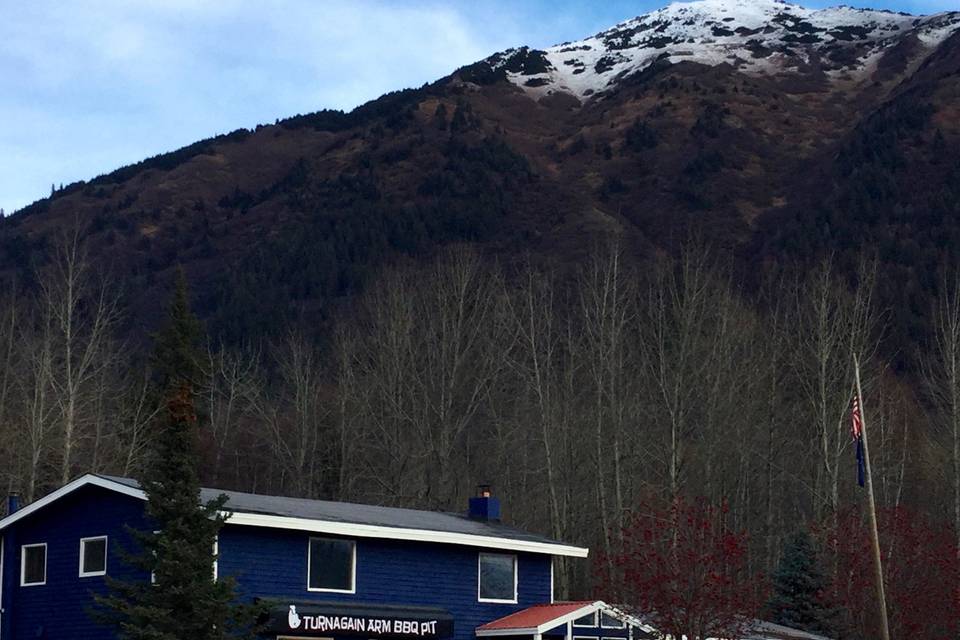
[101,473,480,521]
[27,474,589,558]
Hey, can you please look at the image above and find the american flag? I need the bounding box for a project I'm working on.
[851,395,863,439]
[852,395,865,487]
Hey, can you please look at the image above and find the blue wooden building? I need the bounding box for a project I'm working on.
[0,475,651,640]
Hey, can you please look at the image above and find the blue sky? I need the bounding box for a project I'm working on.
[1,0,954,214]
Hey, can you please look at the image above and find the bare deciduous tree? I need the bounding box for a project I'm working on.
[38,230,120,485]
[922,271,960,557]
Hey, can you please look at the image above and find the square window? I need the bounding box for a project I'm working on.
[80,536,108,577]
[478,553,517,602]
[308,537,355,592]
[21,544,46,586]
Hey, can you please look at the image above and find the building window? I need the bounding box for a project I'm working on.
[79,536,108,577]
[307,537,356,593]
[600,612,625,629]
[21,543,47,586]
[478,552,517,603]
[573,612,598,627]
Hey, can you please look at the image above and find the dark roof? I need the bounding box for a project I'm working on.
[99,475,575,551]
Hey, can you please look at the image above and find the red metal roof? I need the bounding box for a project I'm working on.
[477,602,597,632]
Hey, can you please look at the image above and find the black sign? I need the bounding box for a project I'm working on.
[261,602,455,639]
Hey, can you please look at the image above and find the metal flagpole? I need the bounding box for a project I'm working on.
[853,352,891,640]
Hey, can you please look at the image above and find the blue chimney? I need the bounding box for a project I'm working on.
[468,484,501,521]
[6,491,19,516]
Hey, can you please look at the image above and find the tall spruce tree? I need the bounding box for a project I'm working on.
[95,272,251,639]
[151,266,203,391]
[767,530,835,636]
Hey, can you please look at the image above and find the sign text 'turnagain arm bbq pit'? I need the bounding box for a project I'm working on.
[261,602,455,639]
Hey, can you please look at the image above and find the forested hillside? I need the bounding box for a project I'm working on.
[2,1,960,636]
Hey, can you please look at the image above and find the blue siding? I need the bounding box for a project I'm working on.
[2,486,151,640]
[220,524,552,640]
[1,487,559,640]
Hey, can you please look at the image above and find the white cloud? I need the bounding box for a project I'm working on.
[0,0,525,212]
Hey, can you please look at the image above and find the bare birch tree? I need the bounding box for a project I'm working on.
[636,246,724,502]
[793,257,879,521]
[921,271,960,557]
[38,230,120,485]
[506,260,578,594]
[257,332,327,497]
[409,247,508,508]
[15,313,57,501]
[202,344,261,485]
[577,243,633,560]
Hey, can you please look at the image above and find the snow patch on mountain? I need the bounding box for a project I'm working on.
[485,0,960,102]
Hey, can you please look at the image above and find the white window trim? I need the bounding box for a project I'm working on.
[20,543,47,587]
[573,612,598,628]
[213,535,219,581]
[306,536,356,594]
[574,635,596,640]
[549,557,555,603]
[150,530,159,585]
[477,552,518,604]
[600,612,626,629]
[79,536,108,578]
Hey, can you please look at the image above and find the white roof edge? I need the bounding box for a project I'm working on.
[0,474,145,531]
[224,512,589,557]
[600,604,657,634]
[0,474,590,558]
[535,601,606,634]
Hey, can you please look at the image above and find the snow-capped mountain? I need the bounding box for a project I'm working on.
[484,0,960,101]
[5,0,960,364]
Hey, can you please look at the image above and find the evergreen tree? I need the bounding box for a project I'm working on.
[94,386,249,639]
[151,266,203,391]
[767,530,835,635]
[94,276,253,639]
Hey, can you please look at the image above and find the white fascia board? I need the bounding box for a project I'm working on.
[600,605,653,633]
[223,512,590,558]
[0,474,145,531]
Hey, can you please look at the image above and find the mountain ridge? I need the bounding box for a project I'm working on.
[481,0,959,102]
[1,1,959,360]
